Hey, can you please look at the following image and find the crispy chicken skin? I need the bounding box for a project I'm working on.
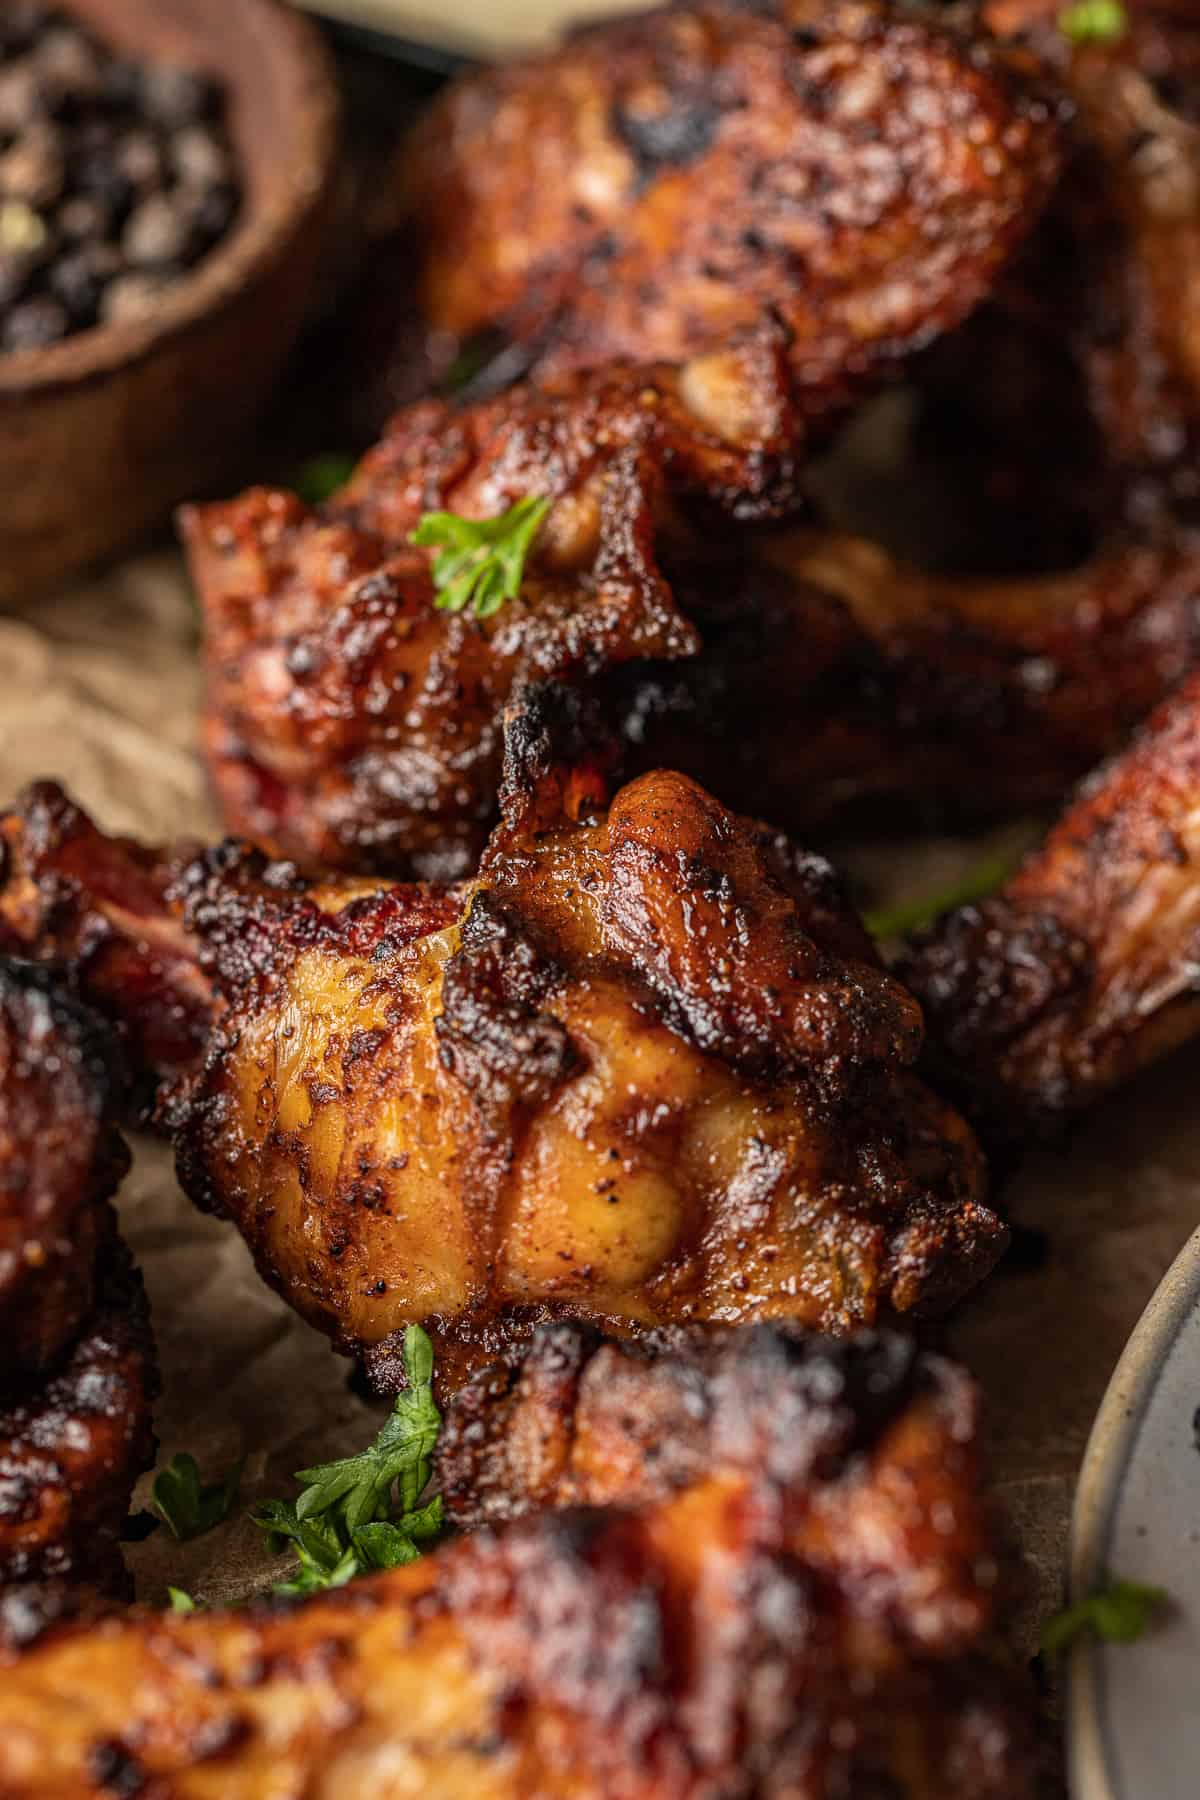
[0,1326,1041,1799]
[0,703,1000,1390]
[0,1220,156,1606]
[0,964,157,1612]
[188,354,1200,884]
[384,0,1060,429]
[0,962,129,1375]
[901,667,1200,1141]
[183,342,808,881]
[0,788,210,1120]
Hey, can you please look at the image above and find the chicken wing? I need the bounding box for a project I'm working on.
[367,0,1060,435]
[189,338,1200,885]
[0,1220,156,1608]
[0,1324,1041,1799]
[183,343,806,881]
[901,666,1200,1142]
[0,698,1000,1391]
[926,0,1200,535]
[0,961,128,1375]
[0,963,157,1614]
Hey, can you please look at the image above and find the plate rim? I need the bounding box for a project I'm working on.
[1067,1223,1200,1799]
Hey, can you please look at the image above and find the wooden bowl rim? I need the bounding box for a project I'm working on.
[0,0,339,400]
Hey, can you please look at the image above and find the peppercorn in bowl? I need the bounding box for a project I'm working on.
[0,0,338,601]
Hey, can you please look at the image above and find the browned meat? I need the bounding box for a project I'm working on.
[0,962,128,1375]
[0,1218,156,1607]
[183,343,806,881]
[373,0,1060,438]
[901,666,1200,1142]
[926,0,1200,535]
[0,1325,1041,1799]
[0,699,1000,1392]
[189,350,1200,886]
[0,788,211,1123]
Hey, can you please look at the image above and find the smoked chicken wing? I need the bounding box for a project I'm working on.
[902,666,1200,1142]
[0,963,156,1614]
[0,1325,1041,1799]
[0,701,1000,1391]
[368,0,1060,432]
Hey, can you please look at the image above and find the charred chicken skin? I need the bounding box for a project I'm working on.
[0,963,156,1613]
[902,666,1200,1143]
[183,341,809,882]
[0,1325,1041,1799]
[189,342,1200,885]
[927,0,1200,538]
[0,702,999,1391]
[0,961,128,1376]
[375,0,1060,429]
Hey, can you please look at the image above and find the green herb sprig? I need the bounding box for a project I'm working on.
[411,496,550,620]
[1041,1576,1167,1659]
[252,1325,444,1597]
[167,1587,201,1614]
[863,849,1017,942]
[152,1453,244,1542]
[1058,0,1127,42]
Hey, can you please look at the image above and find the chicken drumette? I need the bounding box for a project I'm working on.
[0,699,1000,1392]
[0,1324,1041,1799]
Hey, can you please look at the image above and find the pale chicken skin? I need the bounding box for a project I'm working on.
[0,1327,1042,1799]
[0,703,1000,1393]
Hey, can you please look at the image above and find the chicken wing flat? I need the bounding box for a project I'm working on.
[183,342,808,881]
[378,0,1060,436]
[0,961,128,1375]
[0,701,1000,1391]
[901,666,1200,1142]
[0,1325,1041,1799]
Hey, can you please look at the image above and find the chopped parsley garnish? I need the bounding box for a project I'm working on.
[294,451,357,505]
[1041,1576,1167,1658]
[1058,0,1127,43]
[151,1452,243,1542]
[411,495,551,619]
[863,849,1017,941]
[252,1324,444,1597]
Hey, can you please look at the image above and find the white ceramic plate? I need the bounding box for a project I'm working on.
[1069,1224,1200,1799]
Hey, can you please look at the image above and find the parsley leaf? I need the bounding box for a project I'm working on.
[1058,0,1127,42]
[152,1452,244,1542]
[863,850,1017,941]
[293,452,356,506]
[1041,1577,1167,1658]
[167,1587,200,1614]
[251,1324,443,1596]
[411,496,551,619]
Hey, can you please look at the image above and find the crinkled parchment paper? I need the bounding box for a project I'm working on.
[3,543,1199,1665]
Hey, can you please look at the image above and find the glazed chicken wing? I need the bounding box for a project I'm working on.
[901,666,1200,1142]
[372,0,1060,433]
[0,963,156,1615]
[0,699,999,1391]
[183,342,806,880]
[0,1325,1041,1799]
[926,0,1200,535]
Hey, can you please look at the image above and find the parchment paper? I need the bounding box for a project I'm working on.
[5,545,1197,1643]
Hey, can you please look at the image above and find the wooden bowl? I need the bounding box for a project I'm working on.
[0,0,339,603]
